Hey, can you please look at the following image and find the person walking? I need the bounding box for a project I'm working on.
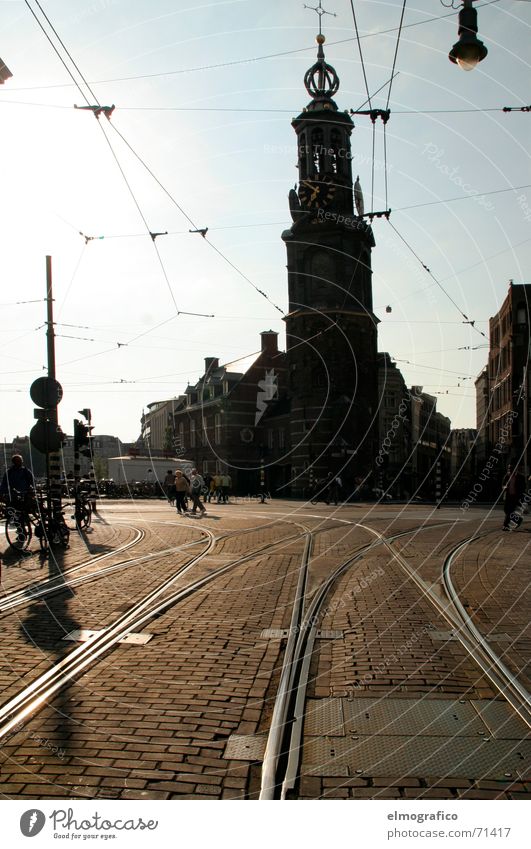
[220,472,231,503]
[174,470,189,515]
[203,473,212,504]
[214,472,223,504]
[207,475,217,503]
[189,469,207,515]
[163,469,176,505]
[501,462,526,530]
[328,473,342,505]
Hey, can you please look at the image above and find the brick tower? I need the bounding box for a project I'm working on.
[282,34,379,496]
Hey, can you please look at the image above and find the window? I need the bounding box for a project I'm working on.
[311,127,324,174]
[215,413,222,444]
[190,419,196,448]
[202,459,209,476]
[278,429,285,449]
[268,429,274,450]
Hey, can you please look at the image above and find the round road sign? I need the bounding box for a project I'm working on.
[30,420,64,453]
[30,376,63,408]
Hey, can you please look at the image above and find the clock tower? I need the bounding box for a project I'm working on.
[283,34,379,496]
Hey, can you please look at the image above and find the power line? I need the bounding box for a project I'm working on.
[107,121,285,314]
[9,1,501,93]
[385,0,407,111]
[387,220,487,339]
[395,183,531,212]
[3,99,529,116]
[349,0,372,110]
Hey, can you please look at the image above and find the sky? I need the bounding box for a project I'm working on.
[0,0,530,443]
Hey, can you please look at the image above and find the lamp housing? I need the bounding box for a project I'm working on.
[449,2,488,71]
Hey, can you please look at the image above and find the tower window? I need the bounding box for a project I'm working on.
[311,128,324,174]
[330,129,342,175]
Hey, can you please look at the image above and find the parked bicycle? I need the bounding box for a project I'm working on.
[4,489,69,552]
[64,489,92,531]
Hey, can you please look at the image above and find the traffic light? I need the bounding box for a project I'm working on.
[74,419,94,457]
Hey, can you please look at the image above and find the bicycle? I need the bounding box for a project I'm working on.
[64,489,92,531]
[4,489,69,552]
[4,490,44,551]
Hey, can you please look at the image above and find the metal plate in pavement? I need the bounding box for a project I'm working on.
[260,629,289,639]
[301,735,531,779]
[306,697,487,737]
[304,698,345,737]
[224,734,267,761]
[471,701,531,740]
[63,629,153,645]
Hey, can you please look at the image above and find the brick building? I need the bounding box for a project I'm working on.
[166,331,289,493]
[486,282,530,479]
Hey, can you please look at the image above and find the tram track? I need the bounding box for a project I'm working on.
[0,518,322,743]
[257,524,531,799]
[258,520,458,799]
[0,515,307,616]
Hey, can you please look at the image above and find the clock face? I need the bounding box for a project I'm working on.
[298,174,336,209]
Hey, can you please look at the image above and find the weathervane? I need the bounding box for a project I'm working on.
[303,1,336,37]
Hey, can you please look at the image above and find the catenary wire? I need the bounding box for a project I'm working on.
[8,2,501,92]
[387,219,487,339]
[385,0,407,111]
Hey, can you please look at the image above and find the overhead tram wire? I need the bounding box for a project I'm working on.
[349,0,374,208]
[25,0,285,318]
[382,0,407,210]
[386,219,487,340]
[24,1,214,323]
[107,122,285,315]
[2,99,529,116]
[385,0,407,112]
[8,1,502,93]
[59,181,531,248]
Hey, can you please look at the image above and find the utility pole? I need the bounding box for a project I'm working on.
[46,256,62,518]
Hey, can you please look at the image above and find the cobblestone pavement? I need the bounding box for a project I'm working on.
[0,500,529,800]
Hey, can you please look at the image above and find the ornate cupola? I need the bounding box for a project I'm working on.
[289,34,356,219]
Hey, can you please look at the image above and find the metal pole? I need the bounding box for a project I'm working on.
[46,255,56,380]
[87,408,98,511]
[45,255,61,527]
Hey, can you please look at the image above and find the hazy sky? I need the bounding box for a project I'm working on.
[1,0,530,442]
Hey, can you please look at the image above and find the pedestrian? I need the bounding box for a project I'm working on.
[329,473,342,505]
[220,471,231,503]
[207,475,217,503]
[174,470,189,515]
[203,472,212,503]
[0,454,35,507]
[189,468,207,515]
[163,469,176,505]
[501,462,526,530]
[214,472,223,504]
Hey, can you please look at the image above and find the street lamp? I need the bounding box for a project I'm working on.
[449,0,488,71]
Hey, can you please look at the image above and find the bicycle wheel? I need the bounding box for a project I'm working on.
[80,501,92,529]
[56,519,70,548]
[5,510,32,550]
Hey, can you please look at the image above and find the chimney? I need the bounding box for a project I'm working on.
[260,330,278,354]
[204,357,219,374]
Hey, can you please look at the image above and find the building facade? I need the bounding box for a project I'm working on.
[487,282,530,479]
[168,331,289,493]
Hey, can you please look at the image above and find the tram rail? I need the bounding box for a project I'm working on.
[258,524,521,799]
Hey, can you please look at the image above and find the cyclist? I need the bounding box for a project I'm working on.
[0,454,35,505]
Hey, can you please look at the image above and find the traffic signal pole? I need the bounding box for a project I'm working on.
[45,256,62,519]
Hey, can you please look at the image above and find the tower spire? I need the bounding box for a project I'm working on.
[303,1,337,37]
